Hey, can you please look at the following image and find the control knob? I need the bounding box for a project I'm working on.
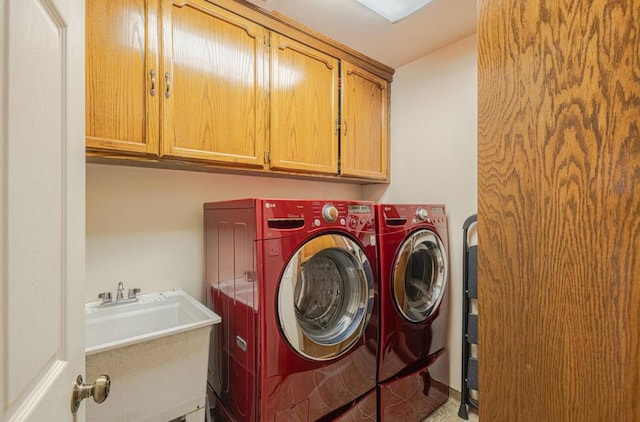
[322,204,339,223]
[416,207,428,221]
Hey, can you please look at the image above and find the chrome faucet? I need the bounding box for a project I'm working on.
[116,282,125,301]
[98,282,140,307]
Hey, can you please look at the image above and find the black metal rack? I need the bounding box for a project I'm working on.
[458,214,478,419]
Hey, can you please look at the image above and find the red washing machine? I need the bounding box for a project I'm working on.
[204,198,379,421]
[375,204,450,421]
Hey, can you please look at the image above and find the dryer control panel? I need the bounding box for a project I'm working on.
[252,198,375,238]
[310,201,375,234]
[377,204,447,232]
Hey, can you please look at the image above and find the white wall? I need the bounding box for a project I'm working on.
[364,33,478,392]
[86,164,362,302]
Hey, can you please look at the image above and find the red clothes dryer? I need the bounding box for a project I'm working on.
[204,199,379,422]
[375,203,450,420]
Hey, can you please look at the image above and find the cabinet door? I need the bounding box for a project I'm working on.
[340,61,389,180]
[160,0,268,168]
[270,34,339,174]
[86,0,160,155]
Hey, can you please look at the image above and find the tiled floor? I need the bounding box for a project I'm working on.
[423,391,479,422]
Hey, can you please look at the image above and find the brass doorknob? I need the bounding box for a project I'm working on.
[71,374,111,413]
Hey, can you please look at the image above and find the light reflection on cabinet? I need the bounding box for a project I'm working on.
[160,0,268,167]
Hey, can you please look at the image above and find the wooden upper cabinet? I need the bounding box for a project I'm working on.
[85,0,392,181]
[86,0,160,156]
[340,61,389,180]
[159,0,268,167]
[269,33,339,175]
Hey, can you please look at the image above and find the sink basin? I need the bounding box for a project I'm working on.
[85,289,221,355]
[85,289,221,421]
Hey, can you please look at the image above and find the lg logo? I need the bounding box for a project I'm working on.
[265,202,276,208]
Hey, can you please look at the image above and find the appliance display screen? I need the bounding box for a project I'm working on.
[348,204,372,214]
[431,207,445,215]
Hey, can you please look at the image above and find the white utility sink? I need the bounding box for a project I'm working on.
[85,289,221,422]
[85,289,220,355]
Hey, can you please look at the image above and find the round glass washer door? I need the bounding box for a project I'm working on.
[392,229,448,323]
[277,234,374,361]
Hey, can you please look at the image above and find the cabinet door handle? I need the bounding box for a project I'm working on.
[150,69,156,96]
[165,72,171,99]
[344,120,348,137]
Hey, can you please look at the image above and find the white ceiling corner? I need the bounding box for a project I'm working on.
[270,0,477,69]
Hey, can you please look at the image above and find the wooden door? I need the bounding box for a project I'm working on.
[2,0,86,420]
[86,0,160,156]
[160,0,268,168]
[478,1,640,420]
[270,33,339,174]
[340,61,389,180]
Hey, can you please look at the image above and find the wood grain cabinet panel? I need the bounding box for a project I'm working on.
[86,0,159,155]
[340,61,388,180]
[269,33,339,175]
[160,0,268,167]
[478,0,640,420]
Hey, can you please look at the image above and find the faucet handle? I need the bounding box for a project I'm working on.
[98,292,112,303]
[128,288,141,299]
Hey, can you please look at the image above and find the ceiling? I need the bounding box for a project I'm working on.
[264,0,477,69]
